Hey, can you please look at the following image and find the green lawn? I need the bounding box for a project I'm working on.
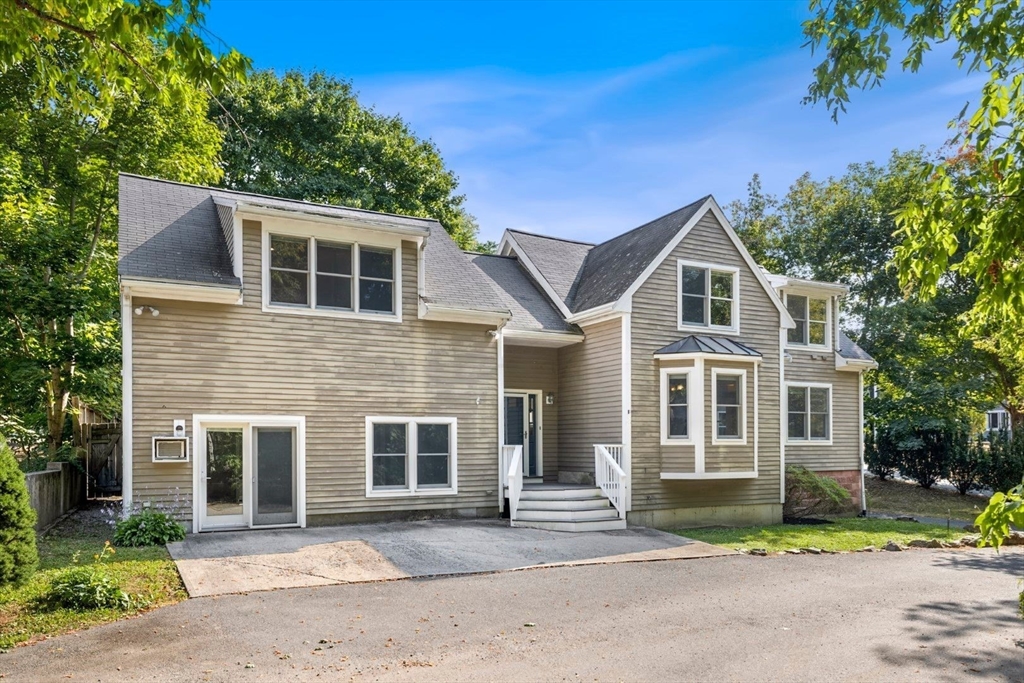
[0,507,186,650]
[866,477,988,522]
[676,517,966,553]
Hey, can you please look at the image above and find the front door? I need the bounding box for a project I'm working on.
[505,393,539,477]
[202,426,246,529]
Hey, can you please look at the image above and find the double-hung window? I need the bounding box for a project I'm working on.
[786,294,829,347]
[787,385,831,441]
[712,369,746,443]
[659,368,693,444]
[366,417,457,496]
[268,233,396,316]
[678,261,738,331]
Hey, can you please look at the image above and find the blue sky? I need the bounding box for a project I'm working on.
[205,1,978,244]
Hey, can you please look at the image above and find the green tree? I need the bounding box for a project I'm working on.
[0,0,249,118]
[213,70,488,250]
[724,174,787,273]
[802,0,1024,356]
[0,59,223,454]
[0,437,38,587]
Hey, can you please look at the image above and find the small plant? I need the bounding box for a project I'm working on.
[0,436,39,587]
[46,543,132,611]
[783,466,854,519]
[114,509,186,547]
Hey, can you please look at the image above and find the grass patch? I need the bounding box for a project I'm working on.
[0,505,185,650]
[866,477,988,522]
[675,517,965,553]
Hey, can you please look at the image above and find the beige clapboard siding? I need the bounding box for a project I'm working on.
[131,223,499,522]
[784,349,862,471]
[557,318,622,473]
[504,345,559,480]
[631,211,782,510]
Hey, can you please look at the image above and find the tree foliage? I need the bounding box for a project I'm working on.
[0,52,223,453]
[0,437,38,587]
[0,0,249,119]
[803,0,1024,350]
[213,70,487,250]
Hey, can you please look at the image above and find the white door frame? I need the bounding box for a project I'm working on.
[192,414,306,533]
[505,389,543,478]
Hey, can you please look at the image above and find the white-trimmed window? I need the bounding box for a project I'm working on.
[787,384,831,442]
[659,367,694,445]
[711,369,746,444]
[365,417,457,497]
[267,233,396,316]
[786,294,830,347]
[677,260,739,332]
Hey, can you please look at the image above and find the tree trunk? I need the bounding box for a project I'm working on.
[45,368,69,456]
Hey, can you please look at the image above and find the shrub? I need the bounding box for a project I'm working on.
[898,428,950,489]
[783,466,854,519]
[46,543,131,611]
[980,430,1024,493]
[865,428,900,480]
[947,431,984,495]
[0,437,38,587]
[113,509,186,547]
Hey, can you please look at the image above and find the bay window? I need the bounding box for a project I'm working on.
[712,369,746,444]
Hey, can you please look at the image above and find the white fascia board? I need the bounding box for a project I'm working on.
[497,232,573,319]
[503,328,584,348]
[234,202,431,238]
[420,303,510,326]
[774,276,850,296]
[835,354,878,371]
[120,277,242,305]
[654,351,763,364]
[565,300,627,325]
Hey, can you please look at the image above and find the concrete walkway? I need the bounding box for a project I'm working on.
[167,519,731,596]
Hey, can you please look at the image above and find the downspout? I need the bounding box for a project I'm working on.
[859,371,867,514]
[121,286,133,516]
[494,320,507,513]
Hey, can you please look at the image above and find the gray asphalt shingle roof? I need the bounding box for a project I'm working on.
[118,174,240,287]
[654,335,762,357]
[469,254,576,332]
[837,331,875,362]
[505,230,593,306]
[118,174,507,314]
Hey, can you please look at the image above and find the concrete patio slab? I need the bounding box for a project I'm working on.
[167,519,732,596]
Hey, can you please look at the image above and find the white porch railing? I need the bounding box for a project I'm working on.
[595,444,628,519]
[503,444,524,521]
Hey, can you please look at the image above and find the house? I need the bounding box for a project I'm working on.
[986,406,1012,435]
[117,173,876,533]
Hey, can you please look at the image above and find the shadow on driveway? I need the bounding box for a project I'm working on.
[167,518,732,596]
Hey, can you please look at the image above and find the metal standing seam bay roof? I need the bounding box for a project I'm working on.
[468,254,577,333]
[117,173,509,315]
[654,335,762,357]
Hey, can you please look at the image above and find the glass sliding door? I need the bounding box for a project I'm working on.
[203,427,245,529]
[252,427,297,526]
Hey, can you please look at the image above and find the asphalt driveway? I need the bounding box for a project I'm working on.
[167,519,731,596]
[2,547,1021,682]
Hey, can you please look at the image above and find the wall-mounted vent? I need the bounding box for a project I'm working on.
[152,436,189,463]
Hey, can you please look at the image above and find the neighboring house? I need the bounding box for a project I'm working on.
[986,406,1012,435]
[118,174,876,533]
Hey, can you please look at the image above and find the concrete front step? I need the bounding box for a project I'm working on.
[515,506,619,522]
[518,486,604,501]
[513,517,628,532]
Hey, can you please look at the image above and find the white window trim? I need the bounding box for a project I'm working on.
[365,416,458,498]
[785,382,834,445]
[711,368,747,446]
[676,259,741,335]
[660,367,696,446]
[261,218,403,323]
[783,290,832,351]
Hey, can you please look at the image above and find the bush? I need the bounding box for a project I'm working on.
[0,437,38,587]
[113,510,186,547]
[898,428,951,489]
[783,466,854,519]
[46,543,131,611]
[980,430,1024,493]
[865,428,900,480]
[947,431,984,495]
